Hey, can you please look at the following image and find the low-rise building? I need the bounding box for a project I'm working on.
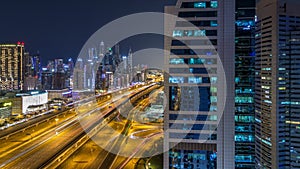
[12,91,48,115]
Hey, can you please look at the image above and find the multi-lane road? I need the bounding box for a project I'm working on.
[58,87,164,169]
[0,84,163,169]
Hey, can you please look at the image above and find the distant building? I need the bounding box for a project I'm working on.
[99,41,105,58]
[41,68,53,90]
[128,49,133,72]
[95,65,107,92]
[54,59,64,73]
[24,76,39,91]
[23,52,41,91]
[52,72,66,90]
[0,42,25,90]
[73,57,85,90]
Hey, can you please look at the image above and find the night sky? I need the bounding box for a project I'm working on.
[0,0,177,67]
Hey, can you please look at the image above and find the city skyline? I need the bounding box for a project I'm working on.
[1,0,300,169]
[0,0,177,67]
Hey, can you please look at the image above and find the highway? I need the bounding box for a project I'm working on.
[57,87,164,169]
[0,84,158,169]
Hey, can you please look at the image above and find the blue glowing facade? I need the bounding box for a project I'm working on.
[235,1,256,168]
[164,0,235,168]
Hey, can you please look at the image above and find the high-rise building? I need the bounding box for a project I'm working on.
[52,72,66,90]
[23,52,41,91]
[128,48,133,72]
[54,59,64,73]
[255,0,300,168]
[41,68,52,90]
[99,41,105,58]
[73,57,84,90]
[0,42,25,90]
[164,1,235,169]
[122,56,128,73]
[114,43,120,63]
[235,0,256,168]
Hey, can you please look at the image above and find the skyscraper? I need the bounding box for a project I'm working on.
[99,41,105,58]
[164,0,235,168]
[23,52,41,91]
[128,48,133,72]
[0,42,24,90]
[235,0,256,168]
[255,0,300,168]
[73,57,84,90]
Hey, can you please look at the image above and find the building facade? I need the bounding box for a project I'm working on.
[164,0,235,168]
[255,0,300,168]
[23,53,41,91]
[235,0,256,168]
[0,42,24,90]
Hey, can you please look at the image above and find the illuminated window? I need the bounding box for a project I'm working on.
[210,20,218,27]
[235,155,253,162]
[210,105,217,111]
[173,30,183,37]
[211,77,217,84]
[194,2,206,8]
[262,67,271,71]
[235,134,254,142]
[211,1,218,8]
[184,30,193,37]
[194,30,206,36]
[210,87,217,93]
[169,77,184,83]
[235,125,253,132]
[261,85,270,89]
[209,115,217,121]
[188,77,202,84]
[235,96,253,103]
[210,96,217,103]
[235,115,254,123]
[173,30,206,37]
[189,58,205,64]
[236,20,254,27]
[279,87,286,90]
[169,58,184,64]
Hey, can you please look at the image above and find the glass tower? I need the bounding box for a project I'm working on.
[164,0,235,168]
[235,0,256,168]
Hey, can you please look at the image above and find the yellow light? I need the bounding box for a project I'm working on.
[286,121,300,125]
[3,102,12,107]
